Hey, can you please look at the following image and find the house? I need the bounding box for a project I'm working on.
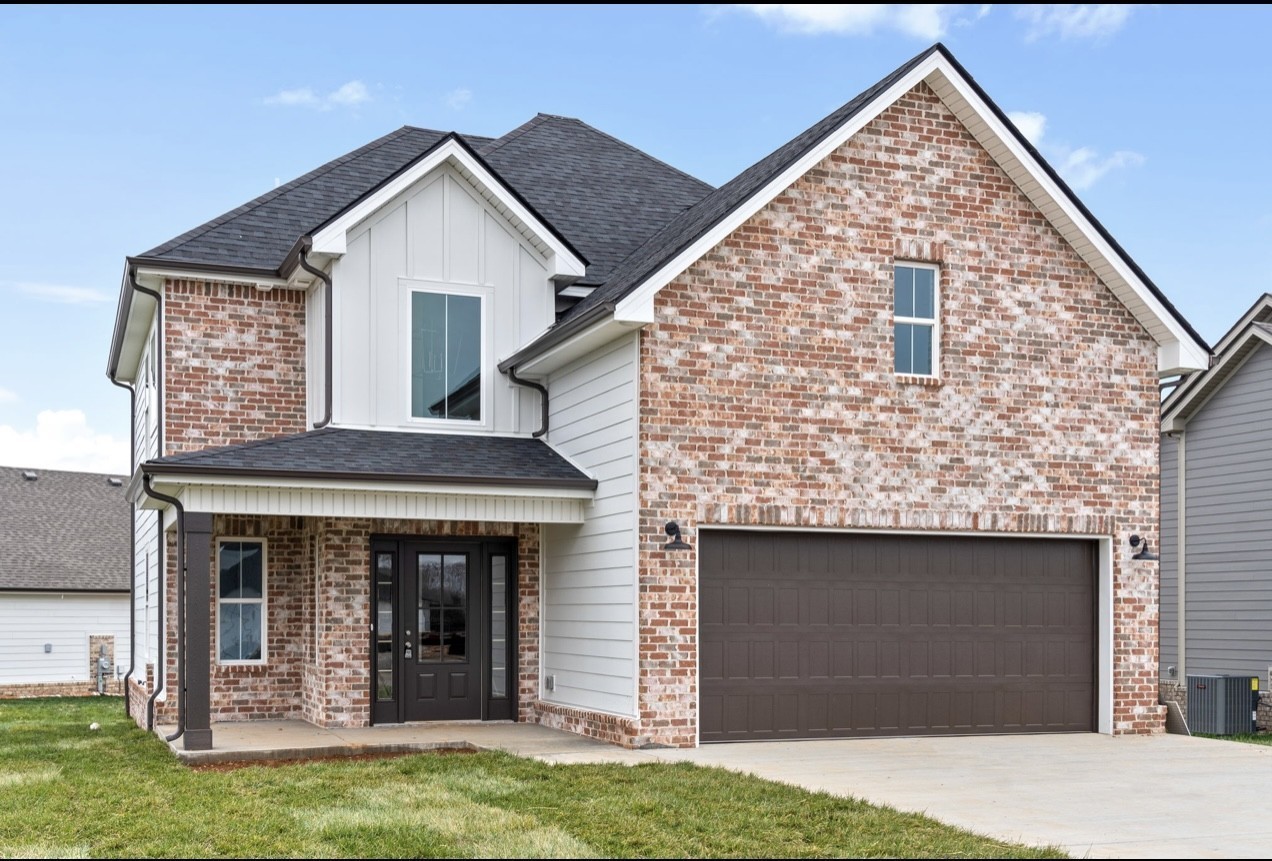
[0,466,130,697]
[1159,294,1272,730]
[106,43,1208,752]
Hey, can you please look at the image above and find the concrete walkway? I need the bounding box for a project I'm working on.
[163,723,1272,859]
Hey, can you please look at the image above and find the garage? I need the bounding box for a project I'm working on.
[700,530,1096,742]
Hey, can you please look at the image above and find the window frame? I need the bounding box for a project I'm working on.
[892,261,941,378]
[402,280,490,428]
[216,538,268,666]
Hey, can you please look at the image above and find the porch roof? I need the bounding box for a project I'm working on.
[142,427,596,490]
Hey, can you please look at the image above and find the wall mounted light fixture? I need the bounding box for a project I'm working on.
[664,521,691,550]
[1130,534,1158,560]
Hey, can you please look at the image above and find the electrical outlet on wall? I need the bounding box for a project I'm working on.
[545,674,555,692]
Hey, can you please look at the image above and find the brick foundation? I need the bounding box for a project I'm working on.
[635,81,1164,745]
[0,679,121,699]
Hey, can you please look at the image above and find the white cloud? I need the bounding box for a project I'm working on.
[0,410,128,474]
[730,4,967,39]
[264,80,371,111]
[0,387,17,404]
[1007,109,1143,190]
[6,281,111,305]
[445,87,473,111]
[1016,4,1137,41]
[1007,110,1047,145]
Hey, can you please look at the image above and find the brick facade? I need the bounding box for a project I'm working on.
[0,679,121,699]
[634,82,1163,745]
[163,278,307,455]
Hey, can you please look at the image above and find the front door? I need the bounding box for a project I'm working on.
[371,538,515,724]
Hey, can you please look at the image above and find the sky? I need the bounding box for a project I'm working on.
[1,4,1269,475]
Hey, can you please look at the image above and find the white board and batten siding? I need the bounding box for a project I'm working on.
[542,333,639,716]
[330,165,553,433]
[132,322,163,681]
[1162,342,1272,680]
[0,593,130,685]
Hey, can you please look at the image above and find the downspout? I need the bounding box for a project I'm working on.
[142,475,185,743]
[297,238,333,429]
[1177,431,1187,682]
[108,376,136,719]
[505,367,549,438]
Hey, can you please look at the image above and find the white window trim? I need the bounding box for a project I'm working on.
[893,261,940,379]
[402,279,491,429]
[216,537,268,666]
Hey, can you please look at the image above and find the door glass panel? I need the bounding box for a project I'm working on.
[418,554,443,660]
[490,555,507,699]
[374,552,394,702]
[441,554,467,663]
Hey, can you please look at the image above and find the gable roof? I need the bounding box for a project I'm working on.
[505,43,1209,376]
[142,427,598,491]
[1161,294,1272,430]
[0,467,130,592]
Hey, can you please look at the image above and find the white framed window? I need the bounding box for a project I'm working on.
[407,286,487,424]
[217,539,267,664]
[893,262,939,377]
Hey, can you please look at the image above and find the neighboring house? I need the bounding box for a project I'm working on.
[1160,294,1272,729]
[0,466,130,697]
[106,43,1208,752]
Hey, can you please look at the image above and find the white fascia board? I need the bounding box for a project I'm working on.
[1161,326,1272,431]
[142,472,595,500]
[612,53,945,326]
[612,53,1206,375]
[134,266,292,292]
[309,139,586,280]
[511,315,644,377]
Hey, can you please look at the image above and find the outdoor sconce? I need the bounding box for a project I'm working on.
[1130,534,1158,560]
[664,521,691,550]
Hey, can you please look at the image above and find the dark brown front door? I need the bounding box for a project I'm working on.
[700,531,1096,742]
[371,538,515,724]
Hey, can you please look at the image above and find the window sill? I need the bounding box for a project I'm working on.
[894,374,942,388]
[216,661,268,672]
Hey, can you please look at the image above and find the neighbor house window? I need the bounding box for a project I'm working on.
[893,263,939,376]
[410,290,483,421]
[218,539,266,663]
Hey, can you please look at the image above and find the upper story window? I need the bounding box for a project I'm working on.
[410,289,483,422]
[893,262,939,377]
[218,539,266,664]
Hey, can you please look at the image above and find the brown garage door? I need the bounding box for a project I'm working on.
[700,531,1095,742]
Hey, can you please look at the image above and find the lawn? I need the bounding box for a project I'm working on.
[0,698,1064,859]
[1197,733,1272,747]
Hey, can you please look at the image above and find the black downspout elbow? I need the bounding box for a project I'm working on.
[142,474,185,743]
[108,376,136,719]
[505,367,549,439]
[298,238,333,429]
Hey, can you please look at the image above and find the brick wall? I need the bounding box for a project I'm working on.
[163,278,307,454]
[636,82,1163,745]
[0,680,121,699]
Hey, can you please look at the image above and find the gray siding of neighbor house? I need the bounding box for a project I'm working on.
[1166,342,1272,680]
[1159,431,1178,676]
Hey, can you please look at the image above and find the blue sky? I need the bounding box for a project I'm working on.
[1,5,1268,473]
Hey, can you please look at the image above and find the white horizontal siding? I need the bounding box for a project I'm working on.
[1180,343,1272,678]
[0,593,129,685]
[543,333,638,716]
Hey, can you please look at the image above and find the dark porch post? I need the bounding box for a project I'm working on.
[183,512,214,751]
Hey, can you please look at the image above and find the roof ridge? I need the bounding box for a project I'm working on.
[142,127,421,261]
[565,117,714,194]
[478,114,551,156]
[0,465,127,479]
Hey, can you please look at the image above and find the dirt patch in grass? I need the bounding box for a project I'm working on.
[191,747,476,771]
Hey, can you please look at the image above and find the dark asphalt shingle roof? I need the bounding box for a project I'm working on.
[0,467,130,592]
[135,117,712,285]
[144,428,596,490]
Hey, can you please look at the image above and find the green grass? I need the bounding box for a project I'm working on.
[1197,732,1272,747]
[0,698,1064,859]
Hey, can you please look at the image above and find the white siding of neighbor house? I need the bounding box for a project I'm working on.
[542,333,639,716]
[0,592,130,685]
[330,165,552,433]
[1164,342,1272,680]
[133,322,163,682]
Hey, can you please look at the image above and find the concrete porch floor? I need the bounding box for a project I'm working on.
[157,719,657,766]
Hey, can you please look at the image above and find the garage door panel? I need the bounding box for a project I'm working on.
[700,531,1095,741]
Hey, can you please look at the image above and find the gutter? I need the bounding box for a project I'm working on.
[497,302,615,373]
[108,376,136,719]
[141,462,598,492]
[142,475,185,743]
[297,238,333,429]
[504,367,549,438]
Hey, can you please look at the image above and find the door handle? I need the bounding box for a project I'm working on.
[404,630,413,657]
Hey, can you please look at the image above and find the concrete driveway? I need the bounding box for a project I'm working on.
[626,733,1272,859]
